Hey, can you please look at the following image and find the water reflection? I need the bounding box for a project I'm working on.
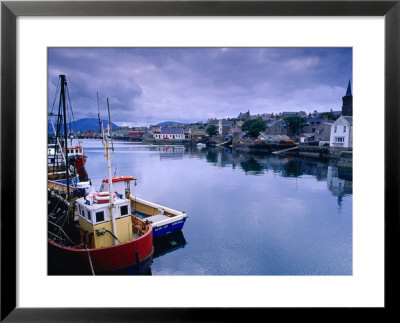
[153,231,188,259]
[240,158,264,175]
[149,145,187,160]
[327,166,353,207]
[154,146,352,196]
[189,146,352,206]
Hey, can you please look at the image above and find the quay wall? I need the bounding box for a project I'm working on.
[142,139,194,146]
[233,143,352,162]
[233,143,297,153]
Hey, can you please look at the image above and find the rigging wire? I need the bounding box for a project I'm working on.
[66,83,81,146]
[48,221,77,246]
[49,77,61,116]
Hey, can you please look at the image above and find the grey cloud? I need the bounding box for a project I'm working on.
[48,47,352,126]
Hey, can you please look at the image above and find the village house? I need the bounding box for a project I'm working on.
[235,120,244,129]
[261,113,276,122]
[302,118,323,134]
[329,116,353,148]
[189,129,207,141]
[265,120,288,136]
[218,120,234,136]
[314,122,333,142]
[153,127,185,140]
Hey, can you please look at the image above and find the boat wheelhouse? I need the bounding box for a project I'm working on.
[76,193,135,248]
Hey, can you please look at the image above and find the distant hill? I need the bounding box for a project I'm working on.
[48,118,121,133]
[156,121,185,127]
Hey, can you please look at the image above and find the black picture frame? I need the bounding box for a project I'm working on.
[1,0,399,321]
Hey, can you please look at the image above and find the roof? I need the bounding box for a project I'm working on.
[345,80,352,96]
[161,127,184,135]
[219,120,233,126]
[333,116,353,126]
[282,111,306,118]
[342,116,353,125]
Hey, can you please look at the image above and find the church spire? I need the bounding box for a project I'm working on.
[341,80,353,116]
[345,80,352,96]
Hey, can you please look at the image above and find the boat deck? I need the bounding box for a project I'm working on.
[145,213,170,224]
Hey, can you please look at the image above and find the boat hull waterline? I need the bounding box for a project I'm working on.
[48,228,154,275]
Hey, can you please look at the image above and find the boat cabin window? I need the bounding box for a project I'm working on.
[120,205,128,216]
[79,206,85,218]
[87,210,91,221]
[95,211,105,223]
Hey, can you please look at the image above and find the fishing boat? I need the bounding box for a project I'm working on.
[48,76,153,275]
[48,75,88,186]
[100,176,187,238]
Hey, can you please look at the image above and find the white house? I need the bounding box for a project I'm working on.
[329,116,353,148]
[153,127,185,140]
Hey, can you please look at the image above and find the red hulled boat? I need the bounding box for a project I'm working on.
[48,76,153,275]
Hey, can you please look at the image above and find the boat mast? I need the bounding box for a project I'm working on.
[60,75,70,201]
[99,96,118,245]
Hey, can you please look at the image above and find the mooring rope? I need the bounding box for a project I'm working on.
[86,246,95,276]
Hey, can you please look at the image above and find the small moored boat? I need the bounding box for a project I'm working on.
[100,176,187,238]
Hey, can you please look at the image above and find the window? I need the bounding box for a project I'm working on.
[120,205,128,216]
[96,211,105,223]
[87,211,91,221]
[81,207,85,218]
[344,126,346,133]
[335,137,345,143]
[334,126,337,133]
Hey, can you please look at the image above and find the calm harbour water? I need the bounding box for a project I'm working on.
[82,139,352,275]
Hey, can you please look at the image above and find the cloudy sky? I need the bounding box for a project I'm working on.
[48,47,352,127]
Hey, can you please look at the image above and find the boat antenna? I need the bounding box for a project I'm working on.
[107,97,114,152]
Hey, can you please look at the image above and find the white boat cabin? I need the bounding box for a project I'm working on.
[48,144,84,167]
[100,176,136,197]
[66,146,84,157]
[76,194,134,248]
